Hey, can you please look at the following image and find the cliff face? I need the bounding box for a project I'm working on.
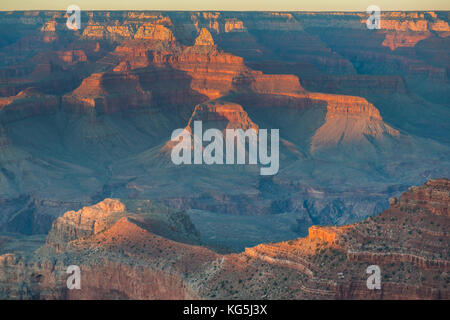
[0,198,211,299]
[238,179,450,299]
[308,93,399,152]
[0,179,448,299]
[63,70,152,113]
[64,24,306,112]
[186,100,258,133]
[45,198,126,250]
[0,88,59,122]
[45,198,201,251]
[395,179,449,216]
[0,10,448,293]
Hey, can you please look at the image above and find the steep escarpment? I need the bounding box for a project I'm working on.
[308,93,399,153]
[0,88,59,122]
[151,28,306,100]
[393,178,449,216]
[0,11,448,226]
[185,100,258,133]
[69,26,306,112]
[0,179,448,299]
[0,198,212,299]
[46,198,201,251]
[378,12,450,50]
[0,11,449,296]
[237,179,449,299]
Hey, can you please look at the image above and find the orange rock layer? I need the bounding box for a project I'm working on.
[0,179,448,299]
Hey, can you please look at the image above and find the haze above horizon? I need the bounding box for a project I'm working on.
[1,0,449,11]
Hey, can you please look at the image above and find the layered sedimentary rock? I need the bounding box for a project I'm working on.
[308,93,399,152]
[63,70,152,113]
[382,32,431,51]
[0,179,448,299]
[112,26,306,102]
[0,88,59,122]
[46,198,126,250]
[393,178,449,216]
[180,100,259,140]
[0,198,210,299]
[0,10,449,289]
[160,99,261,162]
[45,199,201,252]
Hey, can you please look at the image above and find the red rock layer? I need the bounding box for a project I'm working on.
[63,70,152,113]
[1,179,448,299]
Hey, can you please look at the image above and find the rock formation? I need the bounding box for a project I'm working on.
[0,179,448,299]
[0,11,448,301]
[194,28,215,46]
[308,93,399,153]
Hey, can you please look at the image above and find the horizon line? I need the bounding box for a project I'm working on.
[1,9,449,12]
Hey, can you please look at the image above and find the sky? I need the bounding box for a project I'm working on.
[1,0,449,11]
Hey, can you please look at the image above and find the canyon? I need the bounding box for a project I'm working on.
[0,10,448,299]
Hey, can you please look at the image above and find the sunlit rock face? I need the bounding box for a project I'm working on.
[0,179,448,299]
[308,93,399,153]
[182,100,259,138]
[0,10,448,300]
[0,10,447,222]
[194,28,215,46]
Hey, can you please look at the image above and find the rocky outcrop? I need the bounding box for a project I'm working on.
[0,88,59,122]
[307,225,340,244]
[111,26,305,102]
[194,28,215,46]
[308,93,383,120]
[0,11,449,300]
[0,179,448,299]
[394,179,449,216]
[134,24,176,42]
[309,93,399,152]
[82,25,134,41]
[382,32,431,51]
[46,198,126,250]
[238,179,449,299]
[186,100,258,133]
[379,12,450,32]
[160,99,260,163]
[46,198,201,252]
[63,70,152,113]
